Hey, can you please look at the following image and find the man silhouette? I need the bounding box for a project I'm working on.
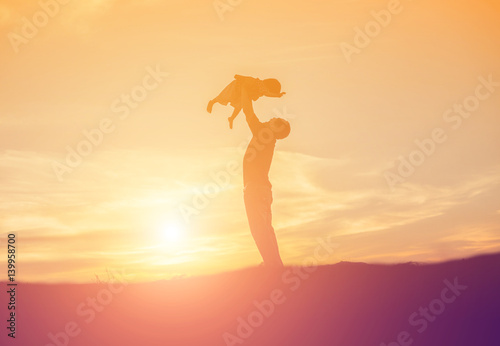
[240,88,291,268]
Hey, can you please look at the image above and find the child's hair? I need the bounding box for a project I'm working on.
[262,78,282,94]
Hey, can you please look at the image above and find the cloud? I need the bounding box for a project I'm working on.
[1,141,499,282]
[268,151,500,263]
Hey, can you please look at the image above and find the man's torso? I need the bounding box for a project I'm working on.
[243,123,276,190]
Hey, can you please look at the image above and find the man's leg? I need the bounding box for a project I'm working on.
[244,189,283,268]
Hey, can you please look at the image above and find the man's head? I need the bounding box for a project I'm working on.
[268,117,290,140]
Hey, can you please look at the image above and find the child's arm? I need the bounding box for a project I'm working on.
[264,91,286,98]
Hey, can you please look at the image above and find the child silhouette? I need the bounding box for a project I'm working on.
[207,75,285,129]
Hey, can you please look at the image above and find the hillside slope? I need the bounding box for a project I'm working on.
[2,253,500,346]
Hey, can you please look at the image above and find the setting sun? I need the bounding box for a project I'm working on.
[160,220,185,244]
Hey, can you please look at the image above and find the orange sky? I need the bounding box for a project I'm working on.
[0,0,499,283]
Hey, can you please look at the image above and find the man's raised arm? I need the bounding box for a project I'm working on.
[241,88,261,135]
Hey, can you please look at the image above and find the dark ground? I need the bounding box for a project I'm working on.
[2,253,499,346]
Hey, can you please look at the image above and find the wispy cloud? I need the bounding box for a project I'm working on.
[1,140,499,282]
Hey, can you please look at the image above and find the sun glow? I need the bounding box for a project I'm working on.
[159,220,185,245]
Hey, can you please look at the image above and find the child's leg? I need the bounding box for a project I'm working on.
[208,81,238,113]
[228,107,241,129]
[207,97,218,113]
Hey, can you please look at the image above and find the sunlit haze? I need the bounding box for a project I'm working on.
[1,0,499,283]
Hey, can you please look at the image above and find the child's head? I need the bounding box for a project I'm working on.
[268,117,290,140]
[262,78,282,95]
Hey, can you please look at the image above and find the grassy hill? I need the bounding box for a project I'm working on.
[2,253,500,346]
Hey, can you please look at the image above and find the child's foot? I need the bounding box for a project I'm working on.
[228,117,234,129]
[207,100,215,113]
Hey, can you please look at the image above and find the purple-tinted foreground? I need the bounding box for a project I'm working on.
[2,253,499,346]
